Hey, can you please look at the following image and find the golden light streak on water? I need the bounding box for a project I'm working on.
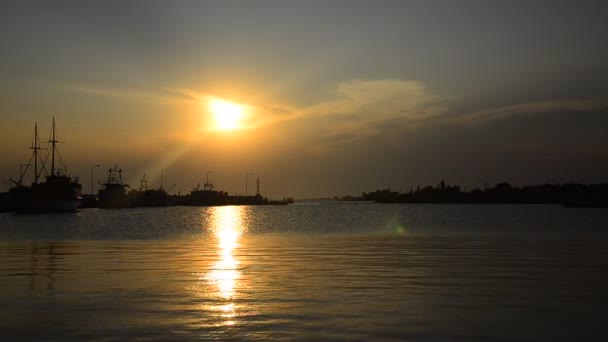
[204,206,247,326]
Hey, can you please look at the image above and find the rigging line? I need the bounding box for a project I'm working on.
[35,145,49,180]
[55,148,70,177]
[40,141,52,176]
[18,153,35,185]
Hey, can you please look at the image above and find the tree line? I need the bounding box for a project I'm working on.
[336,180,608,207]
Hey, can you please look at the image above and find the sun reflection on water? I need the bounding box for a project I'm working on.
[204,206,247,326]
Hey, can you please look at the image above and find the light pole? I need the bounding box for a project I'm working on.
[90,164,100,195]
[160,169,168,190]
[245,172,253,196]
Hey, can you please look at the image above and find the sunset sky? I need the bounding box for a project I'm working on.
[1,1,607,198]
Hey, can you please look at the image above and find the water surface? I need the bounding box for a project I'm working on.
[1,203,607,341]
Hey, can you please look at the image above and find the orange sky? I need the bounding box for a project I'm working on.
[2,2,608,198]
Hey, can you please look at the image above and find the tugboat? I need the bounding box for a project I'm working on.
[10,118,82,213]
[98,165,130,208]
[129,173,171,207]
[185,174,230,206]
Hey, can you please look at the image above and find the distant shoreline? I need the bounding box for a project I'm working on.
[334,181,608,208]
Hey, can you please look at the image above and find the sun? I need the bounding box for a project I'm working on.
[209,99,245,130]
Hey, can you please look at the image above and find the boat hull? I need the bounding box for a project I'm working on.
[98,185,131,208]
[14,197,81,214]
[10,183,82,214]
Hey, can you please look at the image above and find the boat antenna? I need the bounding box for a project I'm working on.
[140,173,148,191]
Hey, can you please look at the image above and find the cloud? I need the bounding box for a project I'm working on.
[289,82,608,153]
[309,79,444,119]
[289,79,447,151]
[52,79,448,139]
[54,80,608,151]
[242,78,446,133]
[453,97,608,124]
[53,83,195,105]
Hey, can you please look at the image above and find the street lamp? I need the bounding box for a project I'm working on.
[90,164,100,195]
[245,172,254,196]
[160,169,168,190]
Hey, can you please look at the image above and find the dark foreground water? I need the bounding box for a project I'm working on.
[1,203,607,341]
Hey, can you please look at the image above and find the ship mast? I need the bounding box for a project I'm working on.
[34,123,38,182]
[140,173,148,191]
[50,117,57,176]
[32,123,40,183]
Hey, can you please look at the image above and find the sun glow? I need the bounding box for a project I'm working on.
[209,99,245,130]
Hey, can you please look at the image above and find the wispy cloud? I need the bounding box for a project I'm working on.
[52,80,608,141]
[281,79,448,151]
[52,79,448,137]
[452,97,608,124]
[309,79,444,119]
[53,83,196,105]
[233,79,445,137]
[290,82,608,153]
